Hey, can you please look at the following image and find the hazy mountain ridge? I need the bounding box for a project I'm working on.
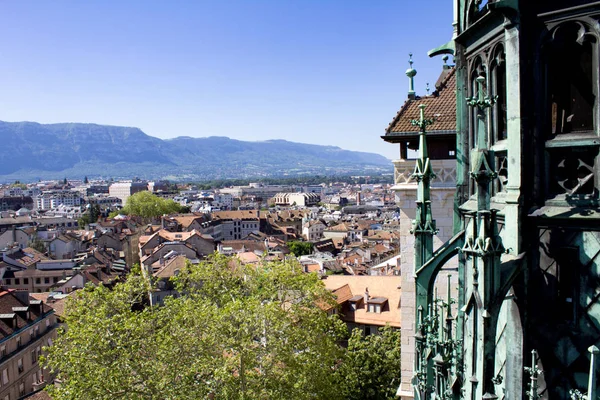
[0,121,391,181]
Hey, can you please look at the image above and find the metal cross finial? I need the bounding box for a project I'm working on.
[410,104,435,132]
[409,53,413,68]
[426,82,430,95]
[525,350,543,400]
[466,75,497,109]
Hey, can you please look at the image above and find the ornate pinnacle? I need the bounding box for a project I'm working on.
[406,53,417,99]
[466,76,497,109]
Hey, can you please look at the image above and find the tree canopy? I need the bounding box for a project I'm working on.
[43,256,350,400]
[110,191,184,219]
[338,325,402,400]
[287,241,314,257]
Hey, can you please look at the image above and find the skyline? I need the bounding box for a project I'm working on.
[0,1,454,160]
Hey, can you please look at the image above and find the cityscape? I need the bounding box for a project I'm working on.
[0,0,598,399]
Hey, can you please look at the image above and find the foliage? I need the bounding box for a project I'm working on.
[11,181,27,189]
[287,241,314,257]
[109,191,183,219]
[43,255,348,400]
[78,204,101,228]
[28,237,46,253]
[77,214,89,229]
[337,325,402,400]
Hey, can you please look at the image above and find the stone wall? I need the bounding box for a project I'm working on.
[392,159,458,399]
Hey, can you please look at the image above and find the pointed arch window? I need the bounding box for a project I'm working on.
[491,45,507,142]
[547,23,595,135]
[544,21,599,200]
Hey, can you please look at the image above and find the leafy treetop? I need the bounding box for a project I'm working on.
[110,191,184,219]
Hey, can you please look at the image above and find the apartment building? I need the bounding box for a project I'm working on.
[0,290,57,399]
[108,181,148,205]
[34,192,81,211]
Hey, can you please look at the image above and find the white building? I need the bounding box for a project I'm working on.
[273,192,320,207]
[34,191,82,211]
[108,181,148,205]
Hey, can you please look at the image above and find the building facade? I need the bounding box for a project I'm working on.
[381,62,459,398]
[108,181,148,205]
[409,1,600,399]
[0,290,57,400]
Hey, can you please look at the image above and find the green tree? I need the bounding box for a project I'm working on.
[287,241,314,257]
[28,237,46,253]
[337,325,402,400]
[43,255,347,400]
[77,213,90,229]
[109,191,183,220]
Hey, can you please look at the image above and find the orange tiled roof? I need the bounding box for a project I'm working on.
[384,67,456,137]
[322,275,401,327]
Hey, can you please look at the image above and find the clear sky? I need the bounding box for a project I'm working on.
[0,1,454,160]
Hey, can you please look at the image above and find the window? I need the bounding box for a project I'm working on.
[46,319,50,328]
[548,23,595,135]
[18,383,24,397]
[35,278,40,285]
[29,329,33,341]
[47,338,53,347]
[16,337,21,348]
[34,326,39,338]
[53,277,58,283]
[544,21,599,200]
[2,369,8,385]
[14,279,19,285]
[23,278,28,285]
[44,278,49,284]
[4,279,10,285]
[0,346,5,357]
[492,45,507,142]
[17,358,22,374]
[31,350,36,364]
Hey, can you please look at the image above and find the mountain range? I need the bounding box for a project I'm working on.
[0,121,392,182]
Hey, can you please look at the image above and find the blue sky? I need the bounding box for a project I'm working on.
[0,1,453,160]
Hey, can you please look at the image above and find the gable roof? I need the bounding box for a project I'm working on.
[383,67,456,141]
[322,275,401,327]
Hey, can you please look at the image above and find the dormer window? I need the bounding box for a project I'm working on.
[366,297,388,313]
[348,295,364,311]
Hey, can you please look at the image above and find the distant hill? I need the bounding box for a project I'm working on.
[0,121,391,181]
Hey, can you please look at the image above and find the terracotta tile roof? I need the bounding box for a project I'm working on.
[0,290,53,339]
[332,284,353,304]
[384,67,456,138]
[5,248,48,268]
[154,255,187,278]
[31,292,71,318]
[212,210,260,221]
[322,275,401,327]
